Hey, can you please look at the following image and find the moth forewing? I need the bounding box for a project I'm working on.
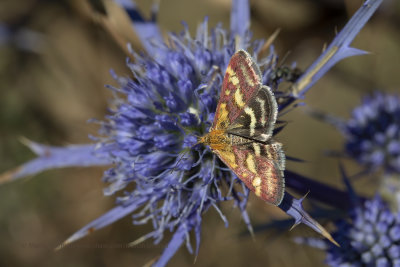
[198,50,285,206]
[227,85,278,142]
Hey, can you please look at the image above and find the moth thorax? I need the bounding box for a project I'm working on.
[198,130,229,147]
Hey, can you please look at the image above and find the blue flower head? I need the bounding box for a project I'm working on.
[298,195,400,266]
[343,92,400,174]
[99,13,283,258]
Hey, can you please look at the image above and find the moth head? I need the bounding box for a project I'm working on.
[197,134,210,145]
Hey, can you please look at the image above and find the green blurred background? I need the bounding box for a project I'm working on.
[0,0,399,266]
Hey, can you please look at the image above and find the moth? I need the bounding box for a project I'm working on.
[198,50,285,205]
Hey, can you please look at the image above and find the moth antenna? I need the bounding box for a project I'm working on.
[169,149,189,174]
[205,65,222,93]
[194,66,221,114]
[195,66,221,94]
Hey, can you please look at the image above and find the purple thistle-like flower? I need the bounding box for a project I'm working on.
[95,14,285,263]
[297,195,400,266]
[343,92,400,174]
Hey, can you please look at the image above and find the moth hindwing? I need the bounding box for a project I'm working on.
[198,50,285,206]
